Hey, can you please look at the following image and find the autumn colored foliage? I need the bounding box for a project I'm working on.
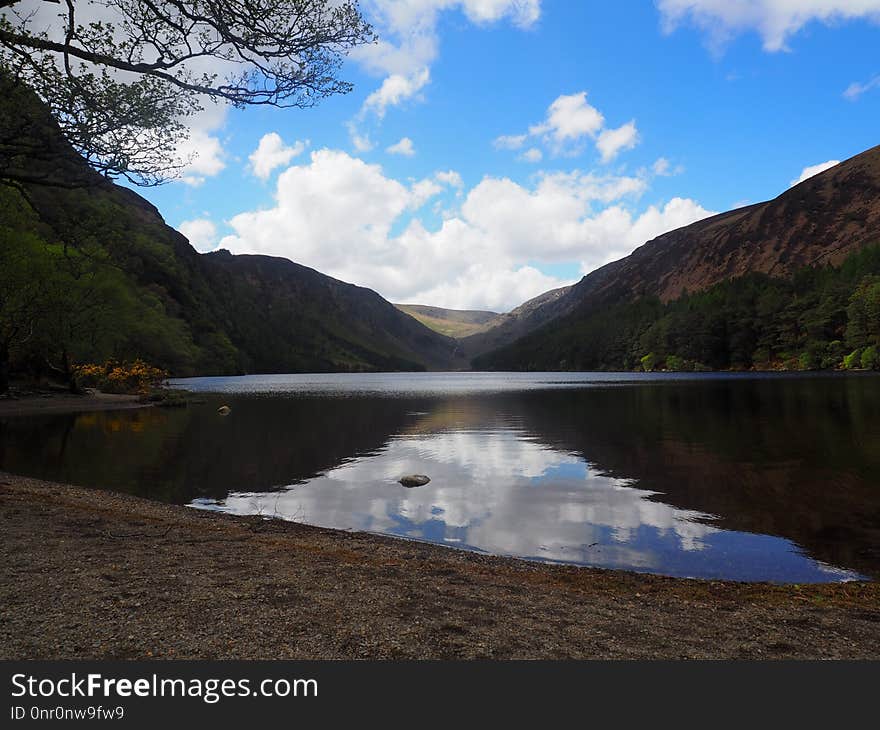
[74,360,168,394]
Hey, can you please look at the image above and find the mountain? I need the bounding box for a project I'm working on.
[565,146,880,308]
[198,252,463,372]
[458,285,574,359]
[393,304,499,339]
[6,74,878,380]
[396,289,578,353]
[475,145,880,371]
[0,79,463,382]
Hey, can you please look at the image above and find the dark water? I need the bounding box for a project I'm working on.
[1,372,879,583]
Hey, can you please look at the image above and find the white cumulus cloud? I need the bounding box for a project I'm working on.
[357,0,541,79]
[362,68,431,119]
[386,137,416,156]
[172,103,228,186]
[347,123,376,153]
[578,198,716,275]
[217,149,714,311]
[530,91,605,145]
[789,160,840,187]
[596,120,640,163]
[348,2,542,145]
[435,170,464,188]
[176,132,224,186]
[248,133,307,180]
[657,0,880,52]
[497,91,641,162]
[179,218,219,253]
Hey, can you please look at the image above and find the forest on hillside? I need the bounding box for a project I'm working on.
[476,246,880,373]
[0,182,229,393]
[0,178,439,394]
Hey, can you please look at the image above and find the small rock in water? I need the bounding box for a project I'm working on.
[399,474,430,488]
[217,405,231,416]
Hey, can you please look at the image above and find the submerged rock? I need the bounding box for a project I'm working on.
[399,474,430,488]
[217,405,231,416]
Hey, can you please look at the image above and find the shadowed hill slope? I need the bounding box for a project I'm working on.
[458,285,574,359]
[0,79,463,378]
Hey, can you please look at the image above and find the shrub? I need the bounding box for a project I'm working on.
[821,340,847,370]
[843,349,863,370]
[799,342,826,371]
[74,359,168,394]
[640,353,657,372]
[861,346,880,370]
[782,354,801,371]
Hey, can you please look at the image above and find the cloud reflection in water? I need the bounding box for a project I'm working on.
[193,424,858,582]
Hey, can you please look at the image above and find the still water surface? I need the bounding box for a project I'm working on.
[1,372,878,583]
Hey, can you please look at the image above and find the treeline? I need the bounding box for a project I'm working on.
[475,246,880,372]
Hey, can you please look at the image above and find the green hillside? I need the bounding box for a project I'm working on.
[0,82,461,390]
[475,246,880,372]
[394,304,499,338]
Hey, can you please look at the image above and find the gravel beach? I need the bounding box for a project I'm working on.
[2,472,879,659]
[0,390,146,417]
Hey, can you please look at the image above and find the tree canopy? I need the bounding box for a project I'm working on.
[476,246,880,373]
[0,0,374,185]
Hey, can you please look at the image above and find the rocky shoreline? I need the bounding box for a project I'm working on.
[2,472,879,659]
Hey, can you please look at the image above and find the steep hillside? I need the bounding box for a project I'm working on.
[564,146,880,309]
[199,254,463,372]
[458,285,574,359]
[475,145,880,371]
[394,304,499,338]
[0,80,462,382]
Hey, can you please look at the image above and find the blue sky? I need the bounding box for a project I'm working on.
[134,1,880,312]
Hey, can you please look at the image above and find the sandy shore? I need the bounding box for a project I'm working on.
[1,473,879,659]
[0,390,147,417]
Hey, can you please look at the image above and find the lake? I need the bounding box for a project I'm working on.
[1,372,878,583]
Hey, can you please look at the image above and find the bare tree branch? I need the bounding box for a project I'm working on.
[0,0,375,185]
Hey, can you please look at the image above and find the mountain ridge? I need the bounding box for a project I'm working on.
[0,79,464,382]
[576,146,880,308]
[393,304,499,339]
[470,145,880,365]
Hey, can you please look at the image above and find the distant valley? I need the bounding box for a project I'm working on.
[392,305,499,339]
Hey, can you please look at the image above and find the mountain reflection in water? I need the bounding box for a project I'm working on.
[1,372,878,582]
